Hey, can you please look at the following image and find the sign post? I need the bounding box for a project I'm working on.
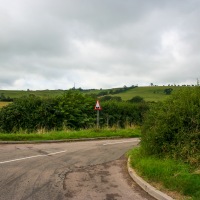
[97,110,100,128]
[94,100,102,128]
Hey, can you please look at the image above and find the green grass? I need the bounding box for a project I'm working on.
[0,89,66,99]
[128,148,200,200]
[0,127,141,141]
[0,86,191,103]
[112,86,184,102]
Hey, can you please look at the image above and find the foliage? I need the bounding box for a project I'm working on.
[127,96,144,103]
[101,101,149,127]
[128,148,200,200]
[0,93,13,102]
[97,91,109,96]
[0,90,148,133]
[100,95,122,102]
[0,102,11,108]
[0,91,95,133]
[55,91,95,129]
[0,86,193,103]
[0,127,141,141]
[0,95,59,132]
[164,88,173,95]
[141,87,200,166]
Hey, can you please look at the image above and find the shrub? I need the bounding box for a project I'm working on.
[0,91,149,133]
[141,87,200,166]
[127,96,144,103]
[0,91,96,133]
[101,101,148,127]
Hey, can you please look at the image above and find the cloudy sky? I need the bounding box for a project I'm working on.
[0,0,200,90]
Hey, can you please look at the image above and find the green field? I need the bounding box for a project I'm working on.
[0,86,191,107]
[0,89,66,98]
[112,86,183,101]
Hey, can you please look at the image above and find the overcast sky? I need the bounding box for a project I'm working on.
[0,0,200,90]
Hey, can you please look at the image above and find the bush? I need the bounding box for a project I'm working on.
[127,96,144,103]
[100,95,122,102]
[101,101,148,127]
[55,91,95,129]
[141,87,200,166]
[0,91,96,133]
[0,91,149,133]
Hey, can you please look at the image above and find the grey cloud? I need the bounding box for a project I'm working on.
[0,0,200,89]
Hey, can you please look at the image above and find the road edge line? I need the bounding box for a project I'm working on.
[127,157,174,200]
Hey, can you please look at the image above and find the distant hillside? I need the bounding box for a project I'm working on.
[0,89,66,99]
[86,86,189,102]
[0,86,194,105]
[110,86,182,102]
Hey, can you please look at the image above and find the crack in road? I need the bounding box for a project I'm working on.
[61,156,155,200]
[0,139,155,200]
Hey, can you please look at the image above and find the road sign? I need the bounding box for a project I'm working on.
[94,100,102,110]
[94,100,102,128]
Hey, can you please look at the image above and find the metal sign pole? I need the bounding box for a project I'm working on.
[97,110,99,128]
[94,100,101,129]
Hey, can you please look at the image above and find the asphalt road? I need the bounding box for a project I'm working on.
[0,139,155,200]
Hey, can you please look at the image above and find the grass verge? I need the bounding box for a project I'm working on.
[128,147,200,200]
[0,127,141,141]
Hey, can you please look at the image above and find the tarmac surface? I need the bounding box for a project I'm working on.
[0,138,156,200]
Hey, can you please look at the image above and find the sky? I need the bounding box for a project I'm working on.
[0,0,200,90]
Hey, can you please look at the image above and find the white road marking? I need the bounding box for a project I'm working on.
[103,139,140,146]
[0,150,67,164]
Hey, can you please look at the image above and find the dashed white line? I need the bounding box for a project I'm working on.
[103,139,140,146]
[0,150,67,164]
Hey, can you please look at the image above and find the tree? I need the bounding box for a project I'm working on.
[164,88,173,95]
[0,93,6,101]
[127,96,144,103]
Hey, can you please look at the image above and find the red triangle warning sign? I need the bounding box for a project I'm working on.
[94,100,102,110]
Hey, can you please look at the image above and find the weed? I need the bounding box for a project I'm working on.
[128,148,200,200]
[0,127,141,141]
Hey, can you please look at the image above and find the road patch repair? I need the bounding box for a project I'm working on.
[62,156,155,200]
[0,138,173,199]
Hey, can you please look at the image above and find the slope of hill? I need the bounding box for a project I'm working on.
[111,86,182,102]
[0,86,191,108]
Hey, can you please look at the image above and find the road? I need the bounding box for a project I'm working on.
[0,139,155,200]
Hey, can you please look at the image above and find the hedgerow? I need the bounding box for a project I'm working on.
[141,87,200,166]
[0,91,148,133]
[101,101,148,127]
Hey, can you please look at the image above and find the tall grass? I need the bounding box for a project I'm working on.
[0,127,141,141]
[0,102,11,108]
[128,148,200,200]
